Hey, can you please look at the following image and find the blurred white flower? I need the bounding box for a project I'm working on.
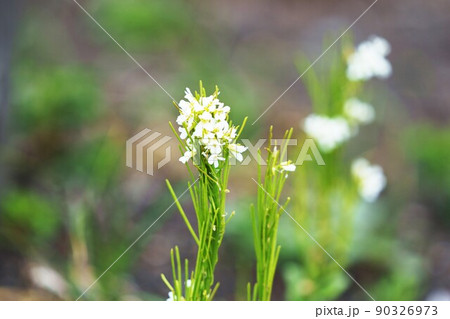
[29,263,67,297]
[344,98,375,125]
[166,291,175,301]
[347,36,392,81]
[351,158,386,202]
[280,161,296,172]
[303,114,352,152]
[176,87,244,166]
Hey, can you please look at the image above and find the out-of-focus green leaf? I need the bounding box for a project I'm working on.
[13,66,100,132]
[93,0,192,50]
[0,190,61,244]
[404,124,450,223]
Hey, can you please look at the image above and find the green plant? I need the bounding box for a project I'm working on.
[161,82,247,300]
[285,35,390,300]
[247,127,295,301]
[404,124,450,224]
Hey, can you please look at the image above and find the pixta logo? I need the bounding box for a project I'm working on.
[126,129,172,175]
[126,129,325,176]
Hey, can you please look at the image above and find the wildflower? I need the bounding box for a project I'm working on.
[280,161,296,172]
[351,158,387,202]
[208,153,225,168]
[178,127,188,139]
[344,98,375,125]
[303,114,352,152]
[346,36,392,81]
[228,143,247,162]
[179,149,196,164]
[175,86,245,166]
[249,128,295,301]
[166,291,175,301]
[164,84,248,301]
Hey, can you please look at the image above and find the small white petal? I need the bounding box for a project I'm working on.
[280,162,296,172]
[228,143,247,162]
[166,291,174,301]
[178,127,188,139]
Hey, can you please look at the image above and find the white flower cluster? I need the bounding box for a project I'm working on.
[351,158,386,202]
[344,98,375,125]
[303,114,352,152]
[303,98,376,153]
[302,36,391,152]
[347,36,392,81]
[176,88,247,168]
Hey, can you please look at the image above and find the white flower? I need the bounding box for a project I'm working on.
[215,105,230,121]
[166,291,175,301]
[214,120,230,135]
[178,127,188,140]
[176,87,245,166]
[208,153,225,168]
[228,143,247,162]
[199,111,213,122]
[347,36,392,81]
[186,280,192,288]
[178,100,194,116]
[351,158,387,202]
[180,149,196,164]
[280,161,296,172]
[303,114,352,152]
[205,139,223,155]
[184,88,204,112]
[176,113,187,126]
[200,95,215,111]
[344,98,375,125]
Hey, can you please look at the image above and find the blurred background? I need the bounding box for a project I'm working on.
[0,0,449,300]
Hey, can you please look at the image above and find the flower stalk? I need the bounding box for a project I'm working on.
[248,127,295,301]
[162,82,247,301]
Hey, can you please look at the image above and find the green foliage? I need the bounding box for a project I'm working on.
[285,166,358,300]
[370,252,425,301]
[283,263,348,301]
[13,66,100,132]
[296,36,357,116]
[94,0,191,50]
[285,35,379,301]
[0,190,61,246]
[50,137,122,190]
[287,42,362,298]
[248,127,293,301]
[404,124,450,222]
